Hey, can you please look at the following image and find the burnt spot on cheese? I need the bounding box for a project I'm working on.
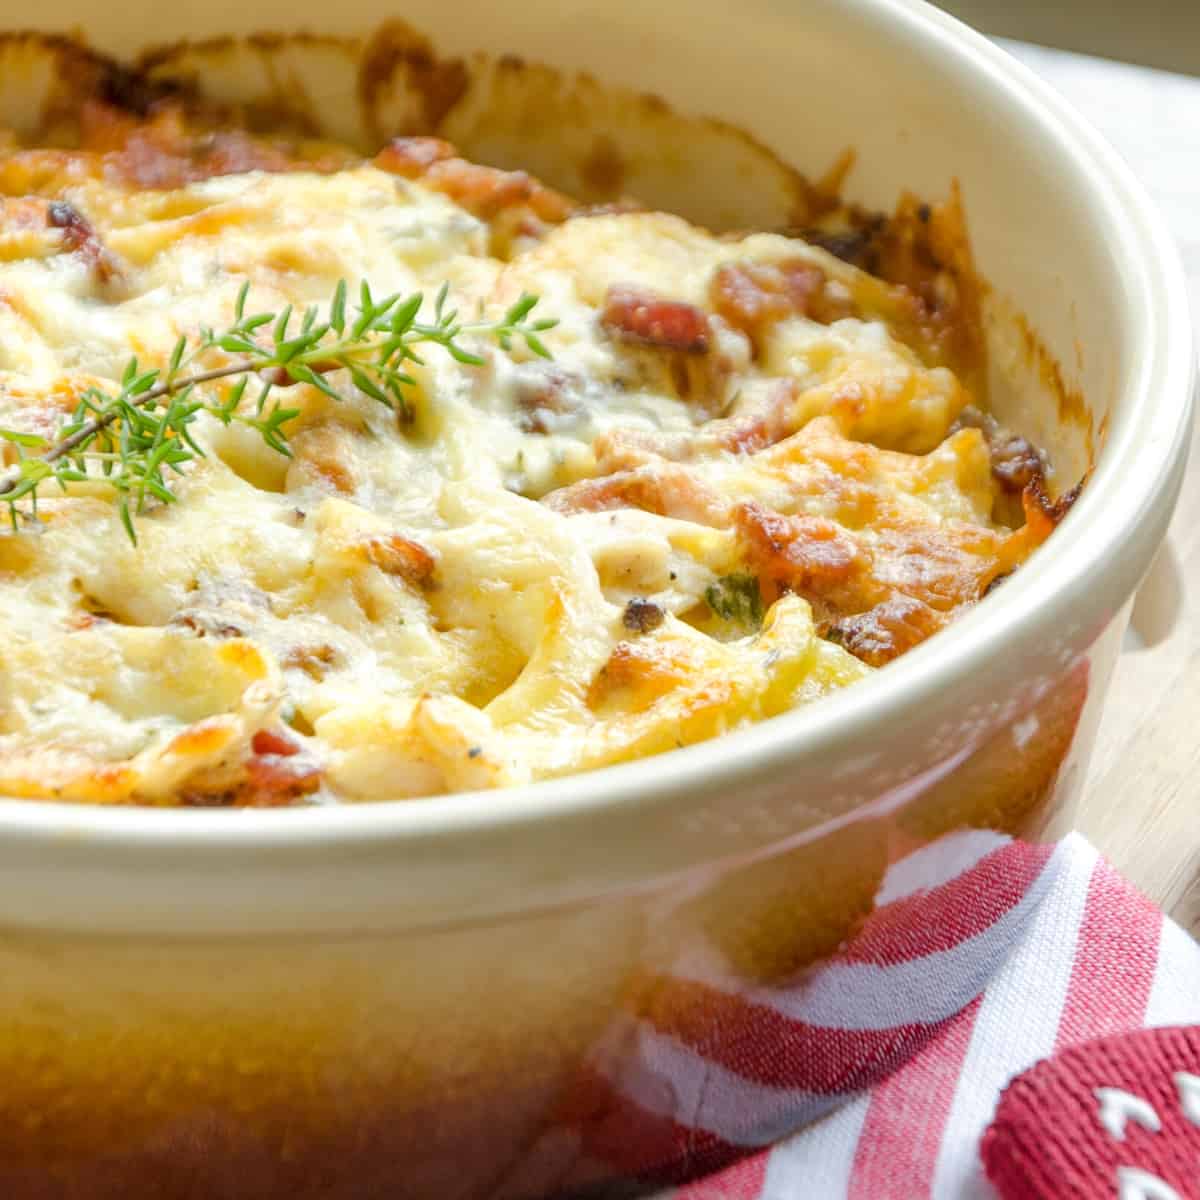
[952,405,1049,496]
[621,597,665,635]
[824,594,944,667]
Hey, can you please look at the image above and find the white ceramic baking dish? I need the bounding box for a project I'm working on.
[0,1,1189,1196]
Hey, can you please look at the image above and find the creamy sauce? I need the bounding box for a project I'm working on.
[0,148,1050,804]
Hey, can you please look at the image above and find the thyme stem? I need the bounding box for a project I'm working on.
[0,361,253,490]
[0,280,556,540]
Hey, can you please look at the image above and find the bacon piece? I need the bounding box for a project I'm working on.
[594,287,734,409]
[46,199,123,285]
[178,729,320,807]
[422,159,545,219]
[73,102,352,190]
[600,286,711,354]
[375,136,573,224]
[251,729,301,757]
[244,729,321,805]
[709,259,853,349]
[373,135,456,178]
[361,534,437,586]
[0,109,351,195]
[115,118,294,188]
[243,757,321,803]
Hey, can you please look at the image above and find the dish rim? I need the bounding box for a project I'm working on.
[0,0,1191,856]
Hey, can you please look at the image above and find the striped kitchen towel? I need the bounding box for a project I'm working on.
[500,831,1200,1199]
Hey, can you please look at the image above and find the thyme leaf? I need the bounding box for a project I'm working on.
[704,573,765,631]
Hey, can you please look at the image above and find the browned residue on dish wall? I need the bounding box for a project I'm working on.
[0,25,917,245]
[580,134,626,198]
[138,34,354,138]
[1014,308,1095,467]
[357,20,468,148]
[808,147,858,222]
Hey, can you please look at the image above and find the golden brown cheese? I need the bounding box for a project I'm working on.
[0,112,1064,805]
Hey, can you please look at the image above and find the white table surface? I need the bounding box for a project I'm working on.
[1003,41,1200,932]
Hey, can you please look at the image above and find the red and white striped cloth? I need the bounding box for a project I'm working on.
[499,831,1200,1199]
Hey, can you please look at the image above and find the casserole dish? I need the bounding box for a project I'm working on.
[0,0,1191,1196]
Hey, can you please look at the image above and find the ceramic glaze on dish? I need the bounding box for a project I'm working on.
[0,1,1188,1197]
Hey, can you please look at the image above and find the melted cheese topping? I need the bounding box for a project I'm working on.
[0,127,1057,805]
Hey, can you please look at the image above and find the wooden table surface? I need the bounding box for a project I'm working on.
[1004,42,1200,933]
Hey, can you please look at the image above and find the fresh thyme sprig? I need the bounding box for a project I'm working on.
[0,280,556,542]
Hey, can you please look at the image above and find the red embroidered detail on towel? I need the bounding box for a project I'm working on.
[982,1024,1200,1200]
